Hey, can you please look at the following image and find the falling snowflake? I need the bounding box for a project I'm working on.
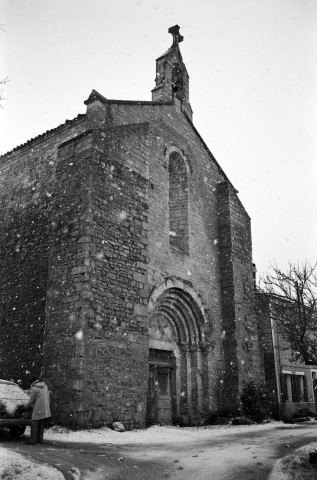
[6,401,17,415]
[118,210,127,221]
[75,330,83,340]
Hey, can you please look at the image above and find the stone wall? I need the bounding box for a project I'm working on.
[44,125,150,428]
[0,117,86,386]
[217,181,262,410]
[0,91,263,426]
[70,95,262,417]
[255,293,276,392]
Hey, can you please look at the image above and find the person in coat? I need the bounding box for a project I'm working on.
[24,377,51,445]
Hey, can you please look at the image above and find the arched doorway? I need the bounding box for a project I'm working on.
[147,280,207,425]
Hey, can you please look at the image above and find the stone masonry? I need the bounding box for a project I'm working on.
[0,26,263,428]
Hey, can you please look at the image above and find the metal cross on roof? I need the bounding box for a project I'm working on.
[168,25,184,46]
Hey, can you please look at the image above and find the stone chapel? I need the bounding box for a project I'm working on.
[0,26,263,428]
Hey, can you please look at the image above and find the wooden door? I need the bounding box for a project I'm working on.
[146,353,174,425]
[157,367,172,424]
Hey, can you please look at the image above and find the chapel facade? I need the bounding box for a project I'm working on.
[0,26,263,428]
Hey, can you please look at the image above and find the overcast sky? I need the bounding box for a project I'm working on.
[0,0,316,278]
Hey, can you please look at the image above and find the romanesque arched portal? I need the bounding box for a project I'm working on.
[147,279,208,425]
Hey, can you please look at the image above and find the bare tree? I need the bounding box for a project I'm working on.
[260,263,317,365]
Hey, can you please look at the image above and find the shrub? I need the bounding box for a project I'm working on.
[205,407,241,425]
[172,416,185,427]
[240,381,273,422]
[295,407,314,418]
[206,412,230,425]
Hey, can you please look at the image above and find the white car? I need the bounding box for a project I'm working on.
[0,379,31,437]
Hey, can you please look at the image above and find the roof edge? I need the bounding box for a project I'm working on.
[0,114,86,159]
[182,112,235,189]
[84,89,173,107]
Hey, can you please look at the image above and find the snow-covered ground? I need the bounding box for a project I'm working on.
[1,423,316,480]
[0,445,64,480]
[2,423,271,480]
[45,421,280,444]
[269,442,317,480]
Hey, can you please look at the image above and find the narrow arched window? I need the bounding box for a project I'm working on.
[169,151,189,255]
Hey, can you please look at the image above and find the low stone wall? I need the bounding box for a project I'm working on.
[279,402,316,421]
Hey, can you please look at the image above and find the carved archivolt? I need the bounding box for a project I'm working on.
[148,277,207,348]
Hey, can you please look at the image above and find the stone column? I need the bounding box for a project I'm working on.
[217,181,260,412]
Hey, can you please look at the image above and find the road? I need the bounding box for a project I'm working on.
[1,422,317,480]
